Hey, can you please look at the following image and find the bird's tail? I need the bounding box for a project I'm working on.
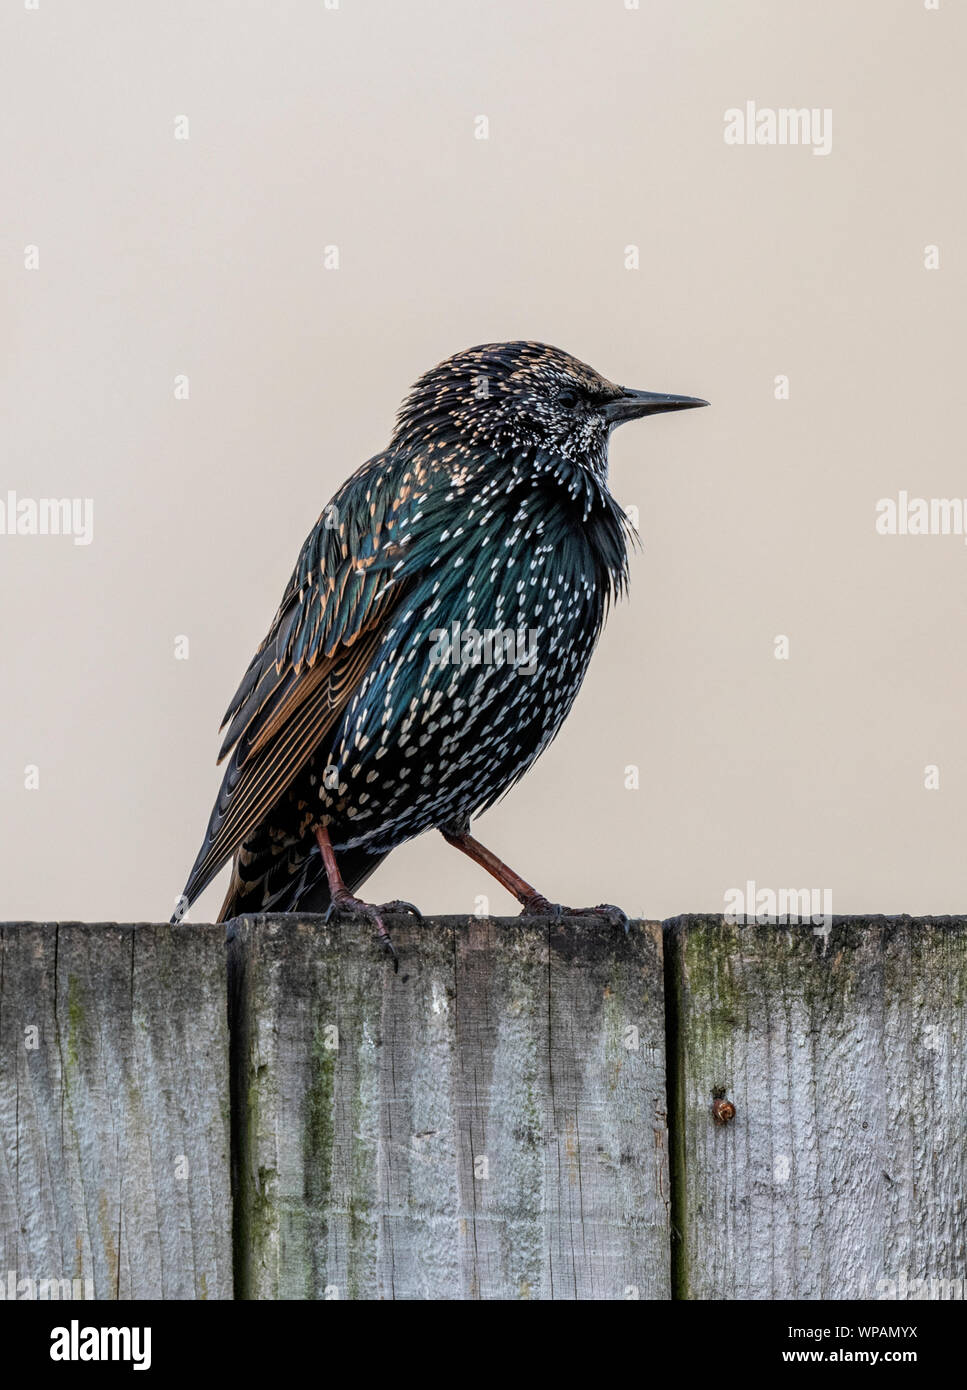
[213,837,389,923]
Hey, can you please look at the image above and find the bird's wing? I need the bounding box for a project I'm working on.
[178,450,421,908]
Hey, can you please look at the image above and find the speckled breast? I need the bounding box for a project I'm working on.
[300,522,608,853]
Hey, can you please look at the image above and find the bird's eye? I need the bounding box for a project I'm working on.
[556,388,580,409]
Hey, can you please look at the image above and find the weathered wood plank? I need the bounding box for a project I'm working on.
[0,923,232,1300]
[229,915,669,1300]
[667,915,967,1300]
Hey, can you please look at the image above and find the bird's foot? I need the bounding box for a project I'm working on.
[519,894,630,934]
[323,893,423,971]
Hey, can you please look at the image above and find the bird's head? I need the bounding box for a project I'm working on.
[391,341,707,477]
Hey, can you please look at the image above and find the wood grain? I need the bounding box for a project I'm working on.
[229,915,669,1300]
[5,914,963,1301]
[667,915,967,1300]
[0,923,232,1300]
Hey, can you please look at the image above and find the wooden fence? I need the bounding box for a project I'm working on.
[1,916,964,1300]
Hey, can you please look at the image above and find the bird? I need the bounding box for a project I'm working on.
[173,341,707,964]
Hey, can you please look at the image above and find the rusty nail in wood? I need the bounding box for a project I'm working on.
[712,1098,736,1126]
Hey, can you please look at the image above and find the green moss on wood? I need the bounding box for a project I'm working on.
[65,972,84,1074]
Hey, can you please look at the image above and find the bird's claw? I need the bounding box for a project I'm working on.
[518,894,564,920]
[520,897,629,932]
[324,894,422,972]
[378,899,423,924]
[377,930,399,972]
[589,903,630,933]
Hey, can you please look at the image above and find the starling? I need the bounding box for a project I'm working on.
[174,342,706,963]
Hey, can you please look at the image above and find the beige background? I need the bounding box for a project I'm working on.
[1,0,963,924]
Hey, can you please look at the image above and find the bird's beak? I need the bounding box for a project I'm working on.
[599,388,709,426]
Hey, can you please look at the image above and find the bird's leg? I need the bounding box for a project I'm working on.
[440,828,546,907]
[313,825,422,971]
[439,828,628,930]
